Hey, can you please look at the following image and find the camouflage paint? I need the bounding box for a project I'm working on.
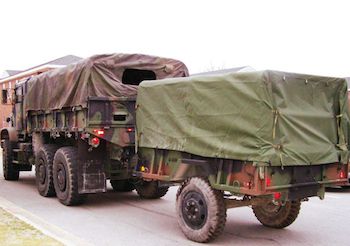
[135,147,348,201]
[1,53,189,193]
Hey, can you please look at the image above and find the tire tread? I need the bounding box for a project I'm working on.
[252,200,301,228]
[176,177,226,243]
[53,147,85,206]
[136,181,168,199]
[2,140,19,181]
[35,145,58,197]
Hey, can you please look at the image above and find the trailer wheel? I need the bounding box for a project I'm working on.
[252,200,301,228]
[135,181,168,199]
[110,180,135,192]
[35,145,58,197]
[176,177,226,243]
[53,147,85,206]
[2,139,19,181]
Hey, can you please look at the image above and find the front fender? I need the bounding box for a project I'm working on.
[0,127,18,142]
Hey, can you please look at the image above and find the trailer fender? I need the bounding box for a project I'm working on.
[171,159,214,182]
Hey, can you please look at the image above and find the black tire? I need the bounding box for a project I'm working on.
[252,200,301,228]
[176,177,226,243]
[53,147,85,206]
[110,180,135,192]
[135,180,168,199]
[2,139,19,181]
[35,145,58,197]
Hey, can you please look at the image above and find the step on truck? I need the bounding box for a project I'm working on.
[0,53,188,205]
[134,70,350,242]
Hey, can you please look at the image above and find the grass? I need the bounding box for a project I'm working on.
[0,208,62,246]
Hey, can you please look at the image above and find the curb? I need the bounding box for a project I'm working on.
[0,196,93,246]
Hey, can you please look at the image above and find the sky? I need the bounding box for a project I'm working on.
[0,0,349,77]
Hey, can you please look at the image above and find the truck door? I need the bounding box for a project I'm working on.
[14,84,24,130]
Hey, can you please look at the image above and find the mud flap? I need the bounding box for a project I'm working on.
[288,166,321,200]
[78,139,107,194]
[288,185,320,200]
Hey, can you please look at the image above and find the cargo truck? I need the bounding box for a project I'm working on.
[1,53,188,205]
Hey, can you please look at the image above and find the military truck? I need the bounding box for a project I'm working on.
[134,70,350,242]
[1,53,188,205]
[1,57,349,242]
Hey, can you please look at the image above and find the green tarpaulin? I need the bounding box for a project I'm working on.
[136,70,349,166]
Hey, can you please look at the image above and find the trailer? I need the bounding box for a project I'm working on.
[134,70,350,242]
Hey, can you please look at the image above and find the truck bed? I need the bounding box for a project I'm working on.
[27,96,136,146]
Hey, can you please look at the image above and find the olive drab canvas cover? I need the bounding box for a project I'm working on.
[136,70,350,167]
[24,53,189,111]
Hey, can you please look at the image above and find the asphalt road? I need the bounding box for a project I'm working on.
[1,151,350,246]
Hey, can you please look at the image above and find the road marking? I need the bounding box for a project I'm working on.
[0,196,93,246]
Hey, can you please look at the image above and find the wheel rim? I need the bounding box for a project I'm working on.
[38,159,46,184]
[182,191,208,230]
[56,163,67,191]
[260,202,282,215]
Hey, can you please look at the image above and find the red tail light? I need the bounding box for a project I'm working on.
[126,127,134,133]
[340,170,346,179]
[266,178,271,187]
[91,137,100,147]
[93,129,105,137]
[274,192,281,200]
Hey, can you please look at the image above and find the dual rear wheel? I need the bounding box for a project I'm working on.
[35,145,169,205]
[35,146,85,206]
